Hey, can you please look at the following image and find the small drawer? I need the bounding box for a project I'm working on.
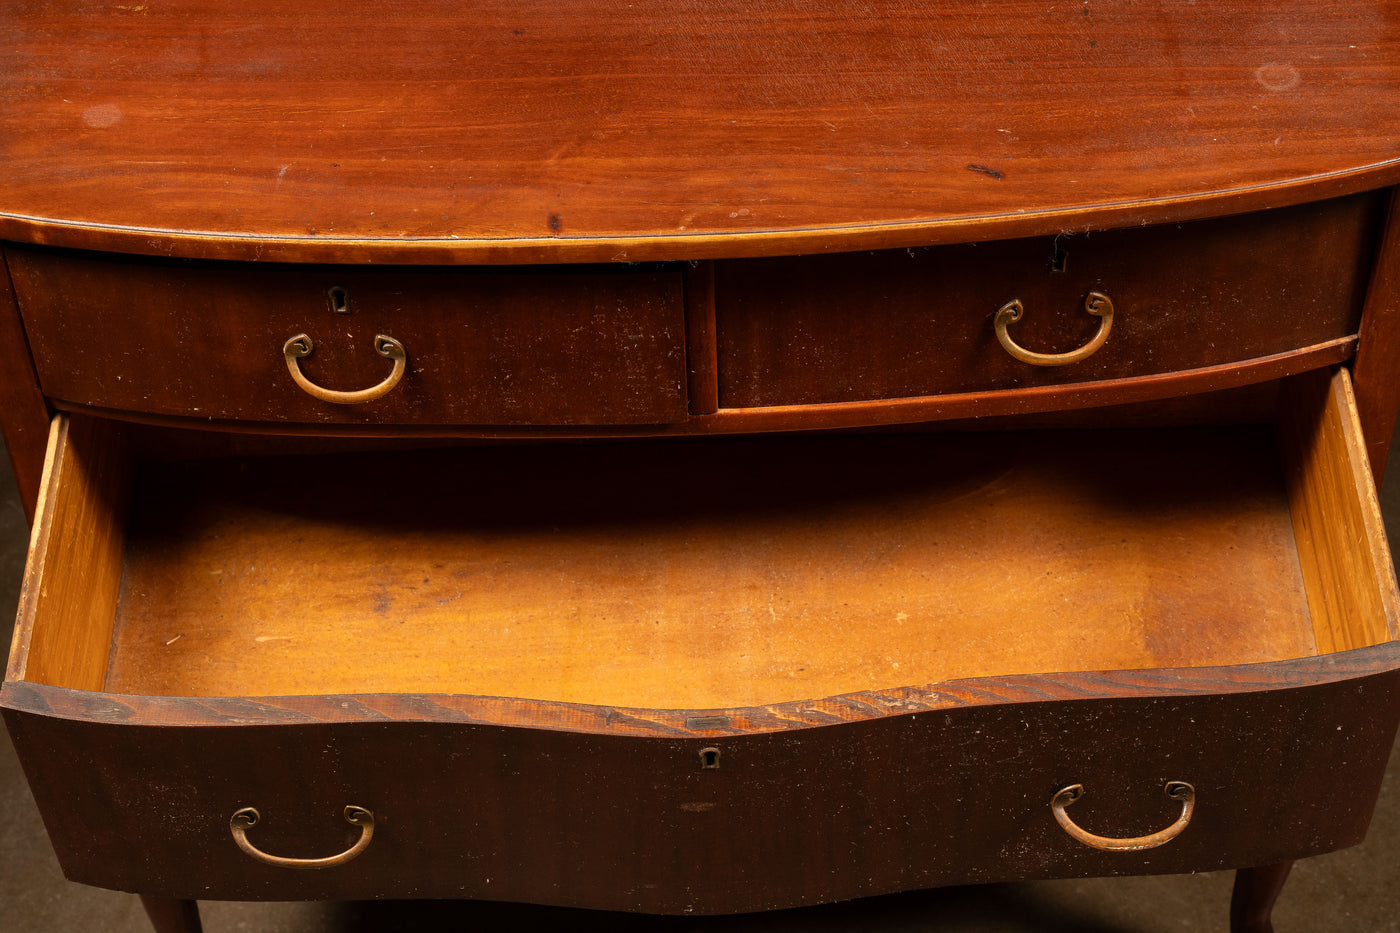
[5,249,689,425]
[3,369,1399,910]
[715,192,1386,407]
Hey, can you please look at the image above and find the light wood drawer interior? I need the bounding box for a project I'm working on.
[8,369,1396,711]
[5,249,689,426]
[716,192,1385,408]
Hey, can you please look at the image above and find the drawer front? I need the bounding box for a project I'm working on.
[6,250,689,425]
[716,192,1384,407]
[6,670,1400,911]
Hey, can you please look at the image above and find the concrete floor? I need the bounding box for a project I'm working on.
[2,438,1399,932]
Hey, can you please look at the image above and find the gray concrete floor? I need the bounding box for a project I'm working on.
[2,437,1398,932]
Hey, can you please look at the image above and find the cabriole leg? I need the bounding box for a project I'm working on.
[1230,862,1293,933]
[138,895,203,933]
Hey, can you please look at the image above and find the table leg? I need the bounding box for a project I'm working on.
[138,895,203,933]
[1230,862,1293,933]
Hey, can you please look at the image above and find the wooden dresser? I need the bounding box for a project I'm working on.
[4,3,1400,932]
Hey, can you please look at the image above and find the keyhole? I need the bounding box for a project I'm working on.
[1049,241,1069,274]
[699,747,721,770]
[327,286,350,314]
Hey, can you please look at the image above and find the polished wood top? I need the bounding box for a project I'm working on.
[2,1,1399,262]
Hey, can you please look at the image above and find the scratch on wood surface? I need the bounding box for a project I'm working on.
[967,164,1005,180]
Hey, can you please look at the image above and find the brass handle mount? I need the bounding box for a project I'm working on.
[994,290,1114,366]
[230,805,375,869]
[283,333,406,404]
[1051,781,1194,852]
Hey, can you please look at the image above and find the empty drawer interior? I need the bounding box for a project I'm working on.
[10,370,1396,710]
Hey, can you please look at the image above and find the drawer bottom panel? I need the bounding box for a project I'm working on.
[7,667,1399,913]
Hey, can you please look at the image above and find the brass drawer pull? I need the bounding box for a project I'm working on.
[1051,781,1194,852]
[229,805,375,869]
[994,291,1114,366]
[283,333,406,404]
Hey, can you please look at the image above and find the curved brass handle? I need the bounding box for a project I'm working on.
[1051,782,1194,852]
[994,291,1114,366]
[283,333,406,404]
[229,805,374,869]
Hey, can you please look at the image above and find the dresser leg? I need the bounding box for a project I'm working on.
[138,895,203,933]
[1230,862,1293,933]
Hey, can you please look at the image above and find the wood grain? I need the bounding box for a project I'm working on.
[97,428,1316,708]
[10,416,129,691]
[7,250,689,426]
[1279,368,1400,653]
[51,337,1360,440]
[5,663,1399,910]
[683,260,719,415]
[2,2,1399,262]
[9,641,1400,736]
[0,250,50,520]
[1351,189,1400,477]
[0,3,1397,923]
[716,194,1380,407]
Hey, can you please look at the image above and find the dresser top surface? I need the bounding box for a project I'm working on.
[3,0,1400,263]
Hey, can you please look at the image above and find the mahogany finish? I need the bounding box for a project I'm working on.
[8,643,1400,741]
[7,667,1398,913]
[4,3,1400,932]
[1353,191,1400,477]
[51,337,1362,439]
[0,253,49,518]
[7,250,689,426]
[1231,863,1294,933]
[137,896,203,933]
[2,2,1400,263]
[683,261,720,415]
[5,369,1400,925]
[716,195,1381,407]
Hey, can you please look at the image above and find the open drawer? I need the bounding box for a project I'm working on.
[4,368,1400,913]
